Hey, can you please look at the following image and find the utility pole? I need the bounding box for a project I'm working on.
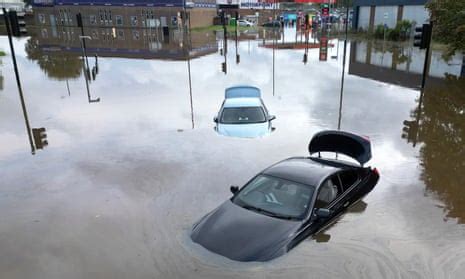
[184,2,194,129]
[3,8,35,154]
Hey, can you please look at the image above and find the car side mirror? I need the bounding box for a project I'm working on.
[315,208,331,218]
[268,115,276,121]
[230,185,239,195]
[213,116,218,123]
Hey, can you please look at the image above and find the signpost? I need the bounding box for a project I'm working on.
[319,35,328,61]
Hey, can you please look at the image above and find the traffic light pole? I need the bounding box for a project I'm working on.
[420,23,433,90]
[3,8,35,154]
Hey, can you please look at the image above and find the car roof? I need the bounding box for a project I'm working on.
[223,97,262,108]
[262,157,342,187]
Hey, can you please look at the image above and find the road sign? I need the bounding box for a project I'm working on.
[319,36,328,61]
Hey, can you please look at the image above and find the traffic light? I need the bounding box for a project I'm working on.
[8,11,27,37]
[413,24,432,49]
[220,11,226,25]
[402,120,418,146]
[321,4,329,17]
[32,128,48,150]
[221,62,227,74]
[236,54,240,64]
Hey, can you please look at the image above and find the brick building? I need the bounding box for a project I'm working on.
[32,0,217,28]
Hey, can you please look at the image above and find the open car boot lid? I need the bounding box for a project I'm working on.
[308,130,372,166]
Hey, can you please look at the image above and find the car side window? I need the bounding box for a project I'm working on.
[337,170,359,192]
[314,175,340,208]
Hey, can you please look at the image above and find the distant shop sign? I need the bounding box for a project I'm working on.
[239,0,275,9]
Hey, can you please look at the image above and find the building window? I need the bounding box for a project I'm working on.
[38,14,46,24]
[132,30,140,40]
[116,15,123,26]
[89,15,97,25]
[117,29,125,40]
[91,30,99,39]
[131,16,138,27]
[41,28,48,38]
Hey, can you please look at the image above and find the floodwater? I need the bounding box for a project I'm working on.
[0,25,464,279]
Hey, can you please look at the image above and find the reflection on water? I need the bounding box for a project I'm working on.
[1,24,465,278]
[402,75,465,223]
[349,40,464,88]
[25,38,83,80]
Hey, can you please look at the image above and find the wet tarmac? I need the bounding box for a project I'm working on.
[0,26,464,278]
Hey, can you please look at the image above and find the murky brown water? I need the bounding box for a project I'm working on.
[0,25,464,279]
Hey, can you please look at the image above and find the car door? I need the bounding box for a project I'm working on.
[289,174,343,247]
[326,170,361,215]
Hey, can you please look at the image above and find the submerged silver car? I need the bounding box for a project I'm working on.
[213,86,276,138]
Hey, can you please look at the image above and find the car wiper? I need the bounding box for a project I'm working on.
[242,205,297,220]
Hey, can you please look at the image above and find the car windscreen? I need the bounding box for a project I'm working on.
[232,175,315,220]
[220,107,266,124]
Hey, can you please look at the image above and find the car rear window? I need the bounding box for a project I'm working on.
[221,107,266,124]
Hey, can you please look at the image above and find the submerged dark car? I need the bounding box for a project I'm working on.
[191,130,380,262]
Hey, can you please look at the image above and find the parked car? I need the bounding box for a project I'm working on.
[262,20,281,28]
[213,86,275,138]
[191,130,380,262]
[238,19,254,27]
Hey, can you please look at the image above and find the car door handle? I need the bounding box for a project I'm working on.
[343,201,350,207]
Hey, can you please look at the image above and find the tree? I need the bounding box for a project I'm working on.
[25,38,83,80]
[426,0,465,58]
[402,75,465,223]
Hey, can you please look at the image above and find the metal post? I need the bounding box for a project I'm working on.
[78,13,91,77]
[187,10,194,129]
[3,8,35,154]
[420,23,433,90]
[80,37,91,102]
[273,36,276,96]
[338,2,349,131]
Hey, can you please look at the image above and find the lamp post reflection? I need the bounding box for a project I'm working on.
[79,35,100,103]
[4,8,48,155]
[185,10,194,129]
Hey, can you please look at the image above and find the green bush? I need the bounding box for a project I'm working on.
[396,20,412,40]
[371,20,412,41]
[374,24,385,39]
[387,28,400,40]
